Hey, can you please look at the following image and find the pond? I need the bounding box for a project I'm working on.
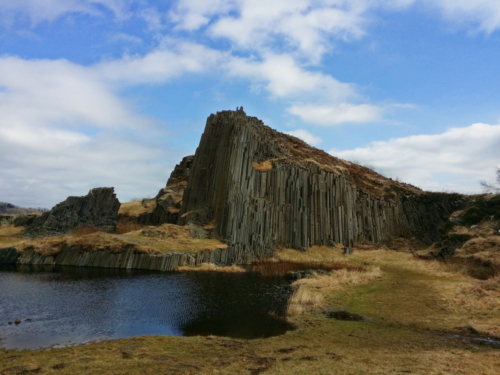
[0,265,294,350]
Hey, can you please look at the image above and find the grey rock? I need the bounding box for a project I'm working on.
[178,110,469,259]
[186,222,209,239]
[24,188,120,237]
[138,155,195,226]
[343,247,352,255]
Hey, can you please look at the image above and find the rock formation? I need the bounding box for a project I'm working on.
[24,187,120,236]
[138,155,194,226]
[0,245,250,271]
[180,108,469,257]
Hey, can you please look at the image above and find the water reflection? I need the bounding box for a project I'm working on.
[0,265,293,350]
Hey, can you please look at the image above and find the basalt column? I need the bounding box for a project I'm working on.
[180,109,468,255]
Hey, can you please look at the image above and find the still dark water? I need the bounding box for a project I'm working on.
[0,265,293,350]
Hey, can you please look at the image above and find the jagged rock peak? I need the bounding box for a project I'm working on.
[24,187,120,236]
[166,155,195,187]
[209,109,421,200]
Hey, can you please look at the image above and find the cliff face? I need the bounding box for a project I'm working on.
[180,109,469,255]
[138,155,194,226]
[25,187,120,236]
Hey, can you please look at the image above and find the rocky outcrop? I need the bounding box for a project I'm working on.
[0,246,253,271]
[166,155,194,186]
[138,155,195,226]
[0,215,15,226]
[180,109,469,255]
[24,188,120,236]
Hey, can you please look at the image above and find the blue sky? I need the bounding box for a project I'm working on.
[1,0,500,208]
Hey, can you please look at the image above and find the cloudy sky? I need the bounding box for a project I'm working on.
[1,0,500,208]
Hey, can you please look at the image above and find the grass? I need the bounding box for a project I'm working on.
[252,160,273,172]
[124,225,227,254]
[251,259,364,277]
[1,224,228,256]
[0,225,25,246]
[439,256,499,280]
[118,200,156,217]
[176,263,246,273]
[2,244,500,374]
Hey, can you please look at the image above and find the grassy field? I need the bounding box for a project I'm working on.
[0,224,227,256]
[1,245,499,374]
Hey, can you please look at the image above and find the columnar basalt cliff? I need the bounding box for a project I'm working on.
[0,246,249,271]
[24,187,120,236]
[180,108,469,254]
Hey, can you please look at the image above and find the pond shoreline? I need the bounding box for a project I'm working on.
[0,246,255,272]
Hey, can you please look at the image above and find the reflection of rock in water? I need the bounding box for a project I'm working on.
[0,267,294,349]
[179,273,294,339]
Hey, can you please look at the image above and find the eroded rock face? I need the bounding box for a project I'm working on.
[179,109,469,256]
[25,187,120,236]
[138,155,194,226]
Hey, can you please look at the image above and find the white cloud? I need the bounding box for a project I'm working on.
[286,129,323,146]
[0,55,170,208]
[95,40,226,85]
[424,0,500,33]
[109,33,143,44]
[0,56,149,128]
[330,123,500,193]
[226,52,355,100]
[0,0,132,26]
[170,0,368,62]
[288,103,382,126]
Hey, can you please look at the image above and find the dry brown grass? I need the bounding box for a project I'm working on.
[287,286,324,316]
[70,225,99,236]
[7,224,228,257]
[18,233,156,257]
[118,200,156,217]
[2,244,500,374]
[252,160,273,171]
[124,224,228,254]
[0,225,26,247]
[294,267,382,292]
[252,259,364,277]
[0,225,24,237]
[176,263,246,273]
[456,236,500,265]
[114,221,145,234]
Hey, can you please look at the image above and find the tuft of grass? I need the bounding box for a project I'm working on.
[118,200,156,217]
[114,221,145,234]
[287,287,324,316]
[176,263,246,273]
[252,259,364,277]
[252,160,273,172]
[440,256,499,280]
